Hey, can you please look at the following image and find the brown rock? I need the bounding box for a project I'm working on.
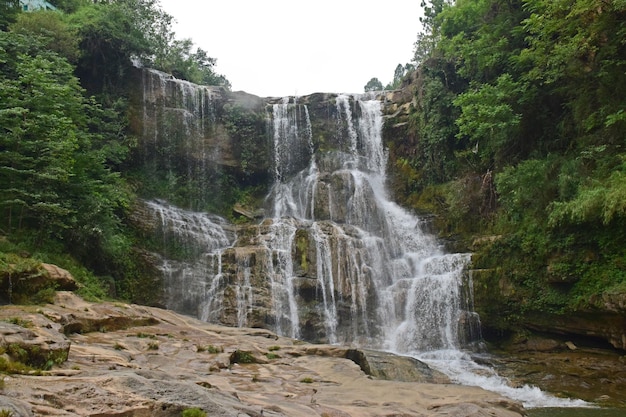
[41,263,78,291]
[0,292,526,417]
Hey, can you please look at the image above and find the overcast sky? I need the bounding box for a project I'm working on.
[158,0,424,97]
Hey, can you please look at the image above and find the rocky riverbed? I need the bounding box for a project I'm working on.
[0,292,527,417]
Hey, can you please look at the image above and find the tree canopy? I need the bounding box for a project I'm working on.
[0,0,230,301]
[400,0,626,333]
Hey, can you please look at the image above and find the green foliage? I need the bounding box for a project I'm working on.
[385,63,415,90]
[399,0,626,336]
[67,0,229,93]
[549,160,626,227]
[70,0,170,92]
[10,10,80,62]
[229,349,255,364]
[363,77,383,92]
[454,74,523,167]
[0,0,20,31]
[153,38,230,88]
[2,317,32,328]
[222,104,270,179]
[181,408,207,417]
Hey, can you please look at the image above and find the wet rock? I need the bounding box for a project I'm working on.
[345,348,450,383]
[0,395,34,416]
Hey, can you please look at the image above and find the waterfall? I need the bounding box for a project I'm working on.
[262,94,590,408]
[143,199,236,319]
[264,94,476,350]
[137,74,592,409]
[139,68,219,210]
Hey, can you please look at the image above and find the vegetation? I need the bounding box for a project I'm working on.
[181,408,207,417]
[363,77,383,92]
[392,0,626,340]
[0,0,230,304]
[229,349,256,364]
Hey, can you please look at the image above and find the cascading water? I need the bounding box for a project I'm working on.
[143,199,236,319]
[139,68,220,210]
[263,93,588,409]
[263,94,477,350]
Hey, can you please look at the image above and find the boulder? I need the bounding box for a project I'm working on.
[41,263,78,291]
[345,348,450,383]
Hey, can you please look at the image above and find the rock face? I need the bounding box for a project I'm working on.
[0,292,525,417]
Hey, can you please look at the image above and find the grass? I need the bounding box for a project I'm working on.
[2,318,33,328]
[196,344,223,354]
[229,349,255,364]
[182,408,206,417]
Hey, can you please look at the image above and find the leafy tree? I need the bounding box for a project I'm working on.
[0,31,133,276]
[0,33,83,235]
[10,10,80,62]
[453,74,523,168]
[364,77,383,92]
[68,0,229,95]
[519,0,626,141]
[402,0,626,336]
[0,0,20,30]
[153,38,230,88]
[413,0,451,64]
[385,63,415,90]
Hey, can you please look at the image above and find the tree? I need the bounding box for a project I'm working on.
[0,31,132,274]
[0,0,20,30]
[385,63,414,90]
[10,10,80,62]
[364,77,383,92]
[70,0,229,94]
[70,0,174,94]
[413,0,451,64]
[0,33,83,235]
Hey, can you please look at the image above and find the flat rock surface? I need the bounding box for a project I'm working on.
[0,292,526,417]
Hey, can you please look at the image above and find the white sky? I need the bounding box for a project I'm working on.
[158,0,424,97]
